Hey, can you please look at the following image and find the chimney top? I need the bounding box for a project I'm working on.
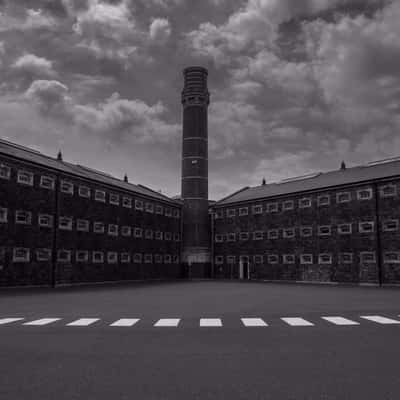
[340,161,346,170]
[123,174,128,183]
[57,150,63,161]
[262,177,266,186]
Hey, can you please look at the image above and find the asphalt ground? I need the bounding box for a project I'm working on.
[1,281,400,399]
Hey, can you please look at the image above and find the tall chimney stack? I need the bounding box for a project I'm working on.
[181,66,211,278]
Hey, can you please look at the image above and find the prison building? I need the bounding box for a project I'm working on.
[0,139,182,287]
[211,159,400,285]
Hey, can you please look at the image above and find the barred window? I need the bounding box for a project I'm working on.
[267,229,279,240]
[384,251,400,263]
[359,221,374,233]
[36,248,51,261]
[107,252,118,264]
[155,231,163,240]
[252,205,263,214]
[13,247,30,262]
[239,232,249,241]
[0,164,11,180]
[0,207,7,223]
[109,193,120,205]
[266,202,278,213]
[40,175,55,190]
[145,229,153,239]
[78,186,91,198]
[336,192,351,203]
[300,254,313,264]
[283,254,295,264]
[300,226,313,237]
[357,188,373,200]
[76,250,89,262]
[174,233,180,242]
[134,227,143,238]
[380,184,396,198]
[165,232,172,241]
[268,254,279,264]
[319,253,332,264]
[282,200,294,211]
[165,207,172,217]
[76,219,89,232]
[227,208,236,217]
[173,209,180,218]
[155,254,162,264]
[164,254,172,264]
[95,190,106,202]
[254,255,263,264]
[93,222,105,233]
[38,214,53,228]
[215,255,224,265]
[360,251,376,263]
[144,254,153,263]
[318,225,331,236]
[122,196,132,208]
[382,219,399,232]
[215,209,224,219]
[283,228,295,239]
[17,170,34,186]
[133,253,142,263]
[108,224,119,236]
[57,250,71,262]
[145,202,154,213]
[338,223,352,234]
[93,251,104,263]
[59,216,73,230]
[155,205,163,214]
[60,180,73,194]
[253,231,263,240]
[339,253,353,264]
[135,199,143,210]
[121,226,132,236]
[121,253,131,263]
[15,210,32,225]
[317,195,330,206]
[239,207,248,216]
[227,256,236,264]
[299,198,311,208]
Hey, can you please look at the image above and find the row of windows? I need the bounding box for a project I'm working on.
[214,220,385,242]
[0,164,180,218]
[0,209,180,240]
[8,248,180,264]
[215,252,385,265]
[214,184,398,219]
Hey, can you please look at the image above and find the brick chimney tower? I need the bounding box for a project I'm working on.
[181,66,211,278]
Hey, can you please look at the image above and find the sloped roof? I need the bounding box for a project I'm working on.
[216,157,400,206]
[0,138,178,204]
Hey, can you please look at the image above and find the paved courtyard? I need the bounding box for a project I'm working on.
[1,281,400,399]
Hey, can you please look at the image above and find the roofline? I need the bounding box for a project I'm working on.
[214,186,250,204]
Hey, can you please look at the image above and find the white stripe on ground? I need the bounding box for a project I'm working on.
[241,318,268,327]
[200,318,222,327]
[0,318,24,325]
[67,318,100,326]
[281,317,314,326]
[154,319,181,327]
[360,316,400,324]
[110,319,140,327]
[23,318,61,326]
[322,317,359,326]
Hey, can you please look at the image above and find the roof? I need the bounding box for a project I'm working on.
[0,138,179,205]
[215,157,400,206]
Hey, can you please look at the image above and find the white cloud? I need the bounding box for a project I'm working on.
[13,54,55,78]
[149,18,171,43]
[0,8,56,32]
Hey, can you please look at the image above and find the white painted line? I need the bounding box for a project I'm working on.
[154,318,181,327]
[67,318,100,326]
[200,318,222,327]
[110,318,140,327]
[0,318,24,325]
[360,316,400,325]
[23,318,61,326]
[241,318,268,327]
[281,317,314,326]
[322,317,359,326]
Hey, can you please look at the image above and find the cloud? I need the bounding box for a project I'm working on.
[149,18,171,43]
[12,53,55,78]
[0,8,56,32]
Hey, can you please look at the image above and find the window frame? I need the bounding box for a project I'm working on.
[94,189,106,202]
[109,193,120,205]
[60,180,74,195]
[76,219,89,232]
[108,224,119,236]
[15,210,32,225]
[360,251,376,263]
[36,248,52,261]
[300,226,313,237]
[317,194,330,206]
[78,185,91,198]
[357,188,373,201]
[339,252,353,264]
[58,216,73,231]
[283,228,295,239]
[13,247,30,262]
[283,254,295,264]
[338,223,352,234]
[267,229,279,240]
[76,250,89,263]
[382,219,399,232]
[93,222,105,234]
[380,184,397,198]
[107,251,118,264]
[238,207,248,216]
[266,202,278,213]
[336,192,351,203]
[0,163,11,180]
[359,221,375,233]
[0,207,8,223]
[122,196,132,208]
[93,251,104,264]
[300,254,313,264]
[282,200,294,211]
[40,175,55,190]
[239,232,249,241]
[38,213,53,228]
[17,170,34,186]
[57,249,71,263]
[318,253,332,264]
[318,225,332,236]
[267,254,279,264]
[299,197,312,209]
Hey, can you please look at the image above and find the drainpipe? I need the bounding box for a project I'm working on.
[373,182,383,287]
[210,210,215,279]
[51,175,60,288]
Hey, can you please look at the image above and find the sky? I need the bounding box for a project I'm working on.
[0,0,399,200]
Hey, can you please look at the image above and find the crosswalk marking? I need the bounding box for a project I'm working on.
[281,317,314,326]
[23,318,61,326]
[67,318,100,326]
[360,316,400,325]
[154,318,180,327]
[200,318,222,327]
[241,318,268,327]
[0,318,24,325]
[322,317,359,326]
[110,319,140,327]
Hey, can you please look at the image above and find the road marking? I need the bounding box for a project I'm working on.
[241,318,268,327]
[322,317,359,326]
[154,318,181,327]
[360,316,400,324]
[67,318,100,326]
[281,317,314,326]
[23,318,61,326]
[110,319,140,327]
[0,318,24,325]
[200,318,222,327]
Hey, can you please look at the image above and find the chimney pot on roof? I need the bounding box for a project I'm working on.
[123,174,128,183]
[340,161,346,170]
[57,150,63,161]
[262,177,266,186]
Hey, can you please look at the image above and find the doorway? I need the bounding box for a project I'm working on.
[239,256,250,280]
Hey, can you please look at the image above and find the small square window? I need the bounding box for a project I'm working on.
[122,196,132,208]
[40,175,55,190]
[15,210,32,225]
[336,192,351,203]
[155,254,163,264]
[13,247,30,262]
[253,231,263,240]
[59,216,73,230]
[144,254,153,263]
[76,219,89,232]
[283,228,295,239]
[93,251,104,263]
[17,170,34,186]
[266,203,278,213]
[318,225,331,236]
[165,232,172,241]
[93,222,105,233]
[215,255,224,265]
[215,209,223,219]
[121,226,132,236]
[165,207,172,217]
[0,164,11,180]
[95,190,106,202]
[254,255,263,264]
[135,199,144,210]
[145,202,154,213]
[268,255,279,264]
[107,252,118,264]
[252,205,263,215]
[109,193,120,205]
[338,223,352,234]
[382,219,399,232]
[319,253,332,264]
[76,250,89,262]
[239,232,249,241]
[38,214,53,228]
[173,209,180,218]
[227,208,236,218]
[145,229,154,239]
[384,251,400,263]
[360,251,376,263]
[0,207,8,223]
[300,254,313,264]
[227,256,236,264]
[121,253,131,263]
[78,186,91,198]
[317,195,330,206]
[357,188,373,200]
[60,180,74,194]
[239,207,248,216]
[300,226,313,237]
[108,224,119,236]
[155,205,163,214]
[359,221,374,233]
[283,254,295,264]
[57,249,71,262]
[164,254,172,264]
[36,248,51,261]
[339,253,353,264]
[227,233,236,242]
[134,227,143,238]
[174,233,180,242]
[299,198,312,208]
[267,229,279,240]
[380,184,396,198]
[155,231,163,240]
[134,253,142,263]
[282,200,294,211]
